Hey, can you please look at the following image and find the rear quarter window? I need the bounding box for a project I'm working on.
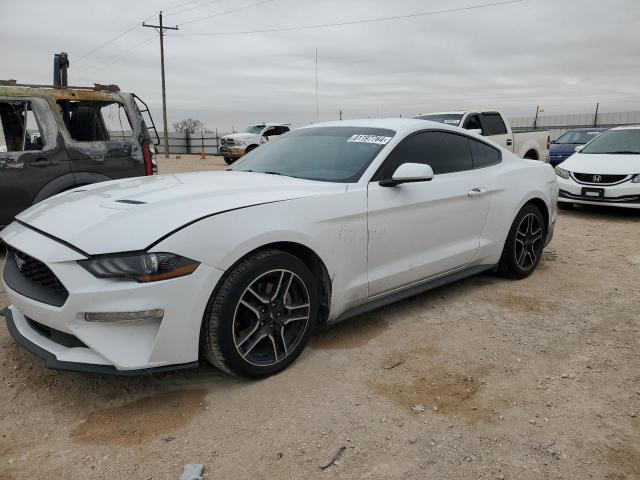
[469,138,501,168]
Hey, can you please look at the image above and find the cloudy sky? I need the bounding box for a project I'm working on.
[3,0,640,131]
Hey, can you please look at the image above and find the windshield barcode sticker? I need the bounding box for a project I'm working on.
[347,134,392,145]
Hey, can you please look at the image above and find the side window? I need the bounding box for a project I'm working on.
[275,126,289,135]
[263,127,276,137]
[57,100,133,142]
[469,138,501,168]
[375,131,473,180]
[480,113,507,135]
[0,101,45,152]
[463,114,482,132]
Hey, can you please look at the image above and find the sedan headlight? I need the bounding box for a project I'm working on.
[555,167,570,179]
[632,174,640,183]
[79,253,199,283]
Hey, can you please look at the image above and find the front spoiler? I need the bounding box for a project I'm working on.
[0,307,198,376]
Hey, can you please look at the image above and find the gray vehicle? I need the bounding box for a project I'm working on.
[0,81,158,229]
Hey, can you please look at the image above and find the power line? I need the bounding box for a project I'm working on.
[162,0,205,13]
[75,35,157,78]
[178,0,275,26]
[164,0,226,17]
[74,22,141,64]
[180,0,525,36]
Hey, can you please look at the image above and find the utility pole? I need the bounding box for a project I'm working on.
[593,102,600,127]
[143,12,178,158]
[315,48,319,122]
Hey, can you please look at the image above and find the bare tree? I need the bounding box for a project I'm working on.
[172,118,204,135]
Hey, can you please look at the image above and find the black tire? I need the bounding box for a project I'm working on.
[200,250,318,378]
[558,202,574,210]
[223,156,234,165]
[497,203,546,279]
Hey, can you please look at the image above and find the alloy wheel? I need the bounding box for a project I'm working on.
[514,213,543,271]
[232,269,311,367]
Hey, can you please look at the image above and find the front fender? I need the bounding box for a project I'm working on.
[152,191,369,320]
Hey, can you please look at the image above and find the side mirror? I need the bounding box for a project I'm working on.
[575,145,584,152]
[467,128,483,136]
[379,163,434,187]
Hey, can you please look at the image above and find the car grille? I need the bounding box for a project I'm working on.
[572,173,629,184]
[5,247,69,306]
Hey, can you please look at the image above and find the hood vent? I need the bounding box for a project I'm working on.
[115,199,147,205]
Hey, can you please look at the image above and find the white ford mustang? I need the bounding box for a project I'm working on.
[0,119,558,378]
[555,126,640,209]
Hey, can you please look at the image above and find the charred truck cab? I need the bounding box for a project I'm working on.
[0,80,159,229]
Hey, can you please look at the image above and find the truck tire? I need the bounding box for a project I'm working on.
[69,106,109,141]
[223,157,234,165]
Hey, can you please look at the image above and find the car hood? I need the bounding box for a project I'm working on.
[15,171,345,255]
[559,153,640,174]
[223,132,257,140]
[550,144,579,155]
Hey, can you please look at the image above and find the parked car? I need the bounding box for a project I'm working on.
[220,123,290,164]
[555,126,640,209]
[1,119,558,378]
[0,81,158,229]
[415,110,550,161]
[549,127,608,166]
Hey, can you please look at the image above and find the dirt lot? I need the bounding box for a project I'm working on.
[1,155,639,479]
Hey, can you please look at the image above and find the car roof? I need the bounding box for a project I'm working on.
[298,118,461,135]
[415,111,468,116]
[611,125,640,131]
[566,127,609,132]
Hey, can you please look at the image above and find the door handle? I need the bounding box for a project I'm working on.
[468,187,487,197]
[506,138,513,146]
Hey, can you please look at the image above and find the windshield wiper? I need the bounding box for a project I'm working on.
[607,151,640,154]
[263,171,283,176]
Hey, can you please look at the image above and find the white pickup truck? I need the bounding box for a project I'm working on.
[220,123,291,165]
[416,110,550,162]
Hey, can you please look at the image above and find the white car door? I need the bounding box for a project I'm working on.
[367,130,490,297]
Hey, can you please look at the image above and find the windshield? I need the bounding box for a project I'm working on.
[580,129,640,155]
[230,126,395,182]
[414,114,463,126]
[245,125,266,134]
[555,130,604,145]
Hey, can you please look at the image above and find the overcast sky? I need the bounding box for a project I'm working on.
[3,0,640,131]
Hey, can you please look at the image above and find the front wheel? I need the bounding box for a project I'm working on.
[200,250,318,378]
[223,156,234,165]
[497,204,546,279]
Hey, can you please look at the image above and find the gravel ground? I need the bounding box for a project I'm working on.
[1,156,639,479]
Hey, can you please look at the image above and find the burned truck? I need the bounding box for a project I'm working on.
[0,80,159,229]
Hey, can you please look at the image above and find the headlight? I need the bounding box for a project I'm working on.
[555,167,570,179]
[632,174,640,183]
[79,253,199,282]
[234,139,245,146]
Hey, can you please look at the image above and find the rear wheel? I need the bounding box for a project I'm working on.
[200,250,318,378]
[497,203,546,279]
